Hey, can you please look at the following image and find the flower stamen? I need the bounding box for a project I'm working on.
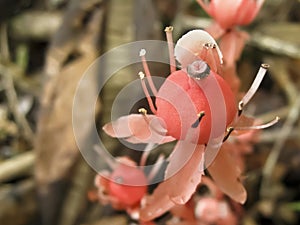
[235,116,280,130]
[138,107,148,116]
[147,154,165,182]
[164,26,176,73]
[138,72,157,114]
[200,42,222,73]
[223,127,234,142]
[139,49,158,95]
[191,111,206,128]
[138,107,166,136]
[238,101,244,116]
[140,143,156,167]
[240,64,269,111]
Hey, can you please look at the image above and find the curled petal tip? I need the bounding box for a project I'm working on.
[234,177,247,204]
[102,123,110,133]
[237,189,247,204]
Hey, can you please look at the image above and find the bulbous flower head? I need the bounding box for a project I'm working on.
[109,163,148,206]
[155,65,237,144]
[197,0,265,30]
[156,29,237,144]
[94,157,148,209]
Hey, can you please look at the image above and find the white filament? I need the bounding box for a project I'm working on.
[235,116,279,130]
[241,64,269,107]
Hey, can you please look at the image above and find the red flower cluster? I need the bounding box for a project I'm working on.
[92,1,278,224]
[98,28,277,223]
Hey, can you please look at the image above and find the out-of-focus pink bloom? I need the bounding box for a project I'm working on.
[94,157,148,214]
[197,0,265,92]
[219,30,249,69]
[103,28,278,222]
[195,197,237,225]
[221,62,241,95]
[197,0,265,30]
[166,176,239,225]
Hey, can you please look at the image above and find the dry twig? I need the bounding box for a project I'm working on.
[0,151,35,183]
[260,96,300,198]
[0,64,34,141]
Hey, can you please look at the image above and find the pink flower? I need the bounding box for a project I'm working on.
[197,0,265,91]
[197,0,265,30]
[102,28,278,221]
[166,177,240,225]
[195,197,237,225]
[94,156,148,211]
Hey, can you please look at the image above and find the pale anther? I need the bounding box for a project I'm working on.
[139,108,148,115]
[139,49,146,57]
[139,71,145,79]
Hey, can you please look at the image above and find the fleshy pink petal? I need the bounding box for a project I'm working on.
[222,64,241,95]
[203,135,224,168]
[170,200,196,222]
[165,140,201,180]
[140,193,176,222]
[103,114,175,144]
[174,29,223,69]
[201,176,224,199]
[125,134,175,144]
[222,142,247,173]
[219,30,249,67]
[140,144,205,221]
[205,22,226,40]
[166,143,205,204]
[207,146,247,204]
[209,0,243,29]
[236,0,265,25]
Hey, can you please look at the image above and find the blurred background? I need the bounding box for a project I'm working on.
[0,0,300,225]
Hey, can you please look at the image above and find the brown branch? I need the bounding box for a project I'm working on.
[58,157,95,225]
[0,151,35,182]
[250,23,300,59]
[0,23,10,61]
[0,63,34,141]
[9,10,63,41]
[260,96,300,199]
[0,179,36,225]
[265,57,298,105]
